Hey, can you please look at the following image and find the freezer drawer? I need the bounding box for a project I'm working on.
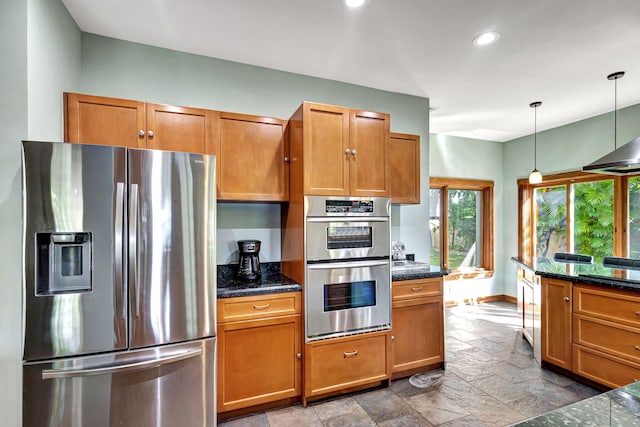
[23,338,216,427]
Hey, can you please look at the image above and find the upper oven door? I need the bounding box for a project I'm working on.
[305,217,390,261]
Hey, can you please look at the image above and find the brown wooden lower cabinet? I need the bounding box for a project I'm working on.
[542,280,640,389]
[391,278,444,377]
[303,331,391,405]
[541,278,572,370]
[217,292,302,413]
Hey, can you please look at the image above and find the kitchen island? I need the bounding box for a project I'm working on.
[512,256,640,390]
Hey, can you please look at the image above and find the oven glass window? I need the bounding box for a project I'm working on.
[323,280,376,312]
[326,226,373,249]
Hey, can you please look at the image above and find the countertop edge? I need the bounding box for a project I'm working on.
[511,257,640,292]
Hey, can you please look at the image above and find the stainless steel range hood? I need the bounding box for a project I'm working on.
[583,136,640,175]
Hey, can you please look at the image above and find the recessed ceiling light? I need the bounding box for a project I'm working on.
[343,0,367,8]
[472,31,501,47]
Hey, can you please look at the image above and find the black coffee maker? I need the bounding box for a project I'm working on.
[237,240,261,280]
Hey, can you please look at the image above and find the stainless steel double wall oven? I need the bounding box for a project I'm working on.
[304,196,391,341]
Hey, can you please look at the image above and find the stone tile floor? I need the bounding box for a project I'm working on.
[218,301,600,426]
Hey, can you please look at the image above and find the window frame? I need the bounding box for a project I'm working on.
[430,177,494,280]
[517,170,629,261]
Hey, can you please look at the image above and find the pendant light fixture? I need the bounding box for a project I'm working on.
[528,101,543,184]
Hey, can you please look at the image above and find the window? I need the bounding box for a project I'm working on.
[519,171,637,262]
[430,178,494,278]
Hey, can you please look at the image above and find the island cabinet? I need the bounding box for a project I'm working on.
[303,330,391,406]
[572,284,640,388]
[541,277,573,370]
[64,93,214,154]
[217,292,302,414]
[391,278,444,377]
[389,132,420,204]
[288,102,390,197]
[215,112,288,201]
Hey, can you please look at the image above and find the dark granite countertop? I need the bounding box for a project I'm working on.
[391,261,449,282]
[514,381,640,426]
[512,256,640,292]
[217,262,302,298]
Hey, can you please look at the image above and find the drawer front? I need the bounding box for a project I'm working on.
[573,285,640,328]
[306,333,389,396]
[218,292,300,323]
[393,279,442,301]
[573,314,640,363]
[573,344,640,389]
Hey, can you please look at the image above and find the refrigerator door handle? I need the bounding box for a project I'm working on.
[115,181,126,320]
[129,183,140,316]
[40,348,202,380]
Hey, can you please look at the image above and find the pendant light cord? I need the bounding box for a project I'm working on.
[614,76,618,149]
[534,106,537,169]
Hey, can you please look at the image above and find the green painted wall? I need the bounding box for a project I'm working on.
[503,103,640,296]
[79,34,432,263]
[27,0,81,139]
[429,133,505,298]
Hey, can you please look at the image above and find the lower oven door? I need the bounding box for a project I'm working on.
[305,259,391,341]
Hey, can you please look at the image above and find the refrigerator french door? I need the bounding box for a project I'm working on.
[22,141,217,427]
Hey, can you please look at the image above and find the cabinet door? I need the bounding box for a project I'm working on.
[146,103,213,154]
[217,112,288,201]
[218,315,301,413]
[349,110,390,197]
[541,278,572,369]
[392,296,444,374]
[389,133,420,204]
[64,93,145,148]
[302,103,350,195]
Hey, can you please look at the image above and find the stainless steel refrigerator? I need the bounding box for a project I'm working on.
[21,141,217,427]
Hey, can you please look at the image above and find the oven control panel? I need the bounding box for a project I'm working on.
[325,199,374,214]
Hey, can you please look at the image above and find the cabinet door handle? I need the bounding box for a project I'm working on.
[345,149,350,156]
[147,130,154,138]
[296,353,302,359]
[635,311,640,316]
[284,156,289,162]
[138,130,145,137]
[253,303,270,310]
[411,287,424,292]
[634,346,640,351]
[351,149,357,157]
[343,350,358,358]
[563,296,570,302]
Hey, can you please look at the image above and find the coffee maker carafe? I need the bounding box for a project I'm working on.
[237,240,261,280]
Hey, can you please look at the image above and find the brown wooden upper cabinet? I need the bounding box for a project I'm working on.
[389,132,420,204]
[290,102,390,197]
[64,93,214,154]
[215,112,288,201]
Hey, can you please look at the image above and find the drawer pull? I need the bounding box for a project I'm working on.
[635,346,640,351]
[411,287,424,292]
[635,311,640,316]
[253,303,270,310]
[343,350,358,358]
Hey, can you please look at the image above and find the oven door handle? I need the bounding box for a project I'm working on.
[305,217,389,223]
[307,260,390,270]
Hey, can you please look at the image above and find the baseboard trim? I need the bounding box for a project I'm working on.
[445,294,516,307]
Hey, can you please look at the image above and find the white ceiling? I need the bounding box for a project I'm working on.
[61,0,640,142]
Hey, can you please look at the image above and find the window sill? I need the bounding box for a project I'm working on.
[444,269,494,281]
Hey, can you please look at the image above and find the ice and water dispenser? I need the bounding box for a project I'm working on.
[35,232,93,295]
